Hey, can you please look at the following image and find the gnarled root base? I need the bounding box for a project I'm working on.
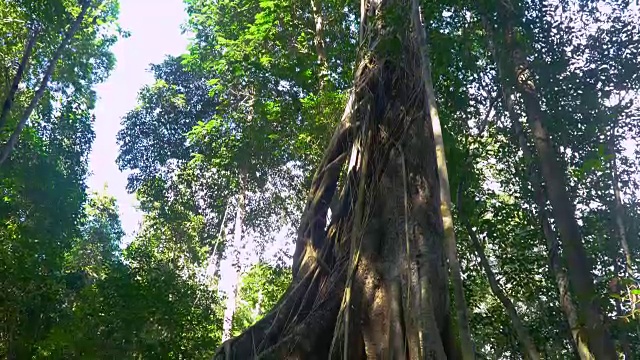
[213,263,346,359]
[213,0,462,357]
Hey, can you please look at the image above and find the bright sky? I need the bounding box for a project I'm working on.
[88,0,190,240]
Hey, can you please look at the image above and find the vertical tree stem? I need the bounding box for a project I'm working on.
[411,2,475,359]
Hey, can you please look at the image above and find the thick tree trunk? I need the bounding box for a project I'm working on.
[462,217,540,360]
[213,0,456,357]
[0,28,39,132]
[222,173,247,341]
[0,0,92,167]
[412,5,475,359]
[492,4,617,358]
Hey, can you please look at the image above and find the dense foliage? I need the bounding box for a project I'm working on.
[1,0,640,358]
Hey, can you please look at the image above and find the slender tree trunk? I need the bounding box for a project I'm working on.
[222,172,247,341]
[412,4,475,359]
[492,5,617,357]
[462,216,540,359]
[210,202,230,283]
[611,260,633,360]
[310,0,328,89]
[479,8,599,358]
[511,55,616,360]
[502,79,591,360]
[614,303,632,360]
[221,86,255,339]
[6,330,16,360]
[609,130,633,277]
[5,316,18,360]
[607,129,634,357]
[254,289,264,319]
[0,0,92,167]
[212,248,224,282]
[0,28,39,132]
[214,0,456,357]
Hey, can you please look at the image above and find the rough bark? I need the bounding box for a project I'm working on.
[461,214,540,360]
[492,3,617,358]
[0,28,39,132]
[222,173,247,341]
[0,0,92,167]
[412,4,475,359]
[213,0,456,357]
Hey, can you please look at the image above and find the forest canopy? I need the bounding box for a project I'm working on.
[1,0,640,359]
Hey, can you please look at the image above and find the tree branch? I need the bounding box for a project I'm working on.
[0,0,94,167]
[0,27,40,132]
